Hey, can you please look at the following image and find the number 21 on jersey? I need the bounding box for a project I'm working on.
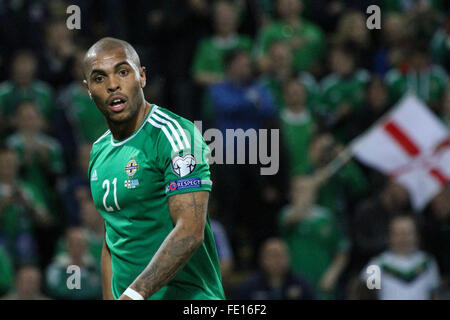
[102,178,121,211]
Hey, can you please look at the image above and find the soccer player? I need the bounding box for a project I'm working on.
[82,37,225,300]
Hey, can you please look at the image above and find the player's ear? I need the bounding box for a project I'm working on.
[82,80,92,99]
[140,66,146,88]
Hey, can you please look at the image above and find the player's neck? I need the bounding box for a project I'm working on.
[108,101,151,141]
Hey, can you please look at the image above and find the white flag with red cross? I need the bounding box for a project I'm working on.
[351,93,450,211]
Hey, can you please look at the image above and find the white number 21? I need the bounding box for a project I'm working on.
[102,178,121,212]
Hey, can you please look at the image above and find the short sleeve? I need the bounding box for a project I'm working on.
[157,116,212,197]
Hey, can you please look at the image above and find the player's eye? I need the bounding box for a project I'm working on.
[119,69,129,77]
[94,75,104,83]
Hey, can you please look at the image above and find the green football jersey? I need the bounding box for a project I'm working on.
[88,104,225,300]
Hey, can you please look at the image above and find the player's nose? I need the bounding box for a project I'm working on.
[107,78,121,93]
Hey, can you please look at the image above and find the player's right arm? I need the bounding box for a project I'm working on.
[101,231,114,300]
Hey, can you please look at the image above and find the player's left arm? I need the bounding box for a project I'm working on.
[119,190,208,300]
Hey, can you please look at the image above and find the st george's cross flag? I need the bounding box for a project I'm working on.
[351,93,450,211]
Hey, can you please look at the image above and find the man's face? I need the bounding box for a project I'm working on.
[227,53,252,83]
[260,240,290,277]
[84,48,146,124]
[269,43,292,71]
[17,267,41,297]
[277,0,301,19]
[284,80,306,109]
[214,3,237,35]
[12,54,36,86]
[389,217,417,254]
[330,50,354,76]
[15,102,44,133]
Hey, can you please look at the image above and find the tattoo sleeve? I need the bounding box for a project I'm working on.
[128,191,209,299]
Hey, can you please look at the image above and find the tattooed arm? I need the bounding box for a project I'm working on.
[119,191,209,300]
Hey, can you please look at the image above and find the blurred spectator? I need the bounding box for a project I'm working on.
[0,50,54,135]
[259,41,319,111]
[192,1,253,87]
[2,265,49,300]
[308,133,370,229]
[352,180,411,267]
[57,47,108,148]
[205,49,281,268]
[333,10,373,70]
[255,0,326,74]
[6,101,65,221]
[204,50,276,133]
[0,147,41,265]
[278,175,350,299]
[384,42,448,112]
[53,196,104,267]
[373,13,411,76]
[259,41,294,110]
[358,76,390,133]
[45,227,102,300]
[233,237,315,300]
[0,247,14,297]
[279,78,317,175]
[360,215,441,300]
[422,188,450,282]
[318,44,371,143]
[37,19,77,89]
[59,143,92,226]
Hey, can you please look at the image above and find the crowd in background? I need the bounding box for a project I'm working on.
[0,0,449,300]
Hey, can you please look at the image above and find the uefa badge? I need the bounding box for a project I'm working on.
[124,157,140,189]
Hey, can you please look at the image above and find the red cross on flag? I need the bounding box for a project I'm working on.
[351,94,450,211]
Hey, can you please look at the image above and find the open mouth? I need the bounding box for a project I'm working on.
[108,98,128,112]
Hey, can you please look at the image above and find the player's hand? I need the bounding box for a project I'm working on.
[118,294,133,300]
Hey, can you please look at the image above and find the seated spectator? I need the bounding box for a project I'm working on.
[45,227,102,300]
[0,147,42,265]
[0,50,54,136]
[255,0,326,74]
[233,237,315,300]
[0,247,14,297]
[352,179,411,267]
[6,101,65,222]
[279,78,317,175]
[192,1,253,87]
[318,44,371,143]
[385,42,448,112]
[360,215,441,300]
[278,175,350,299]
[2,265,49,300]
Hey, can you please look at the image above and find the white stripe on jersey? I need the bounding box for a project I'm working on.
[154,108,191,149]
[151,113,185,150]
[93,130,111,145]
[148,118,179,152]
